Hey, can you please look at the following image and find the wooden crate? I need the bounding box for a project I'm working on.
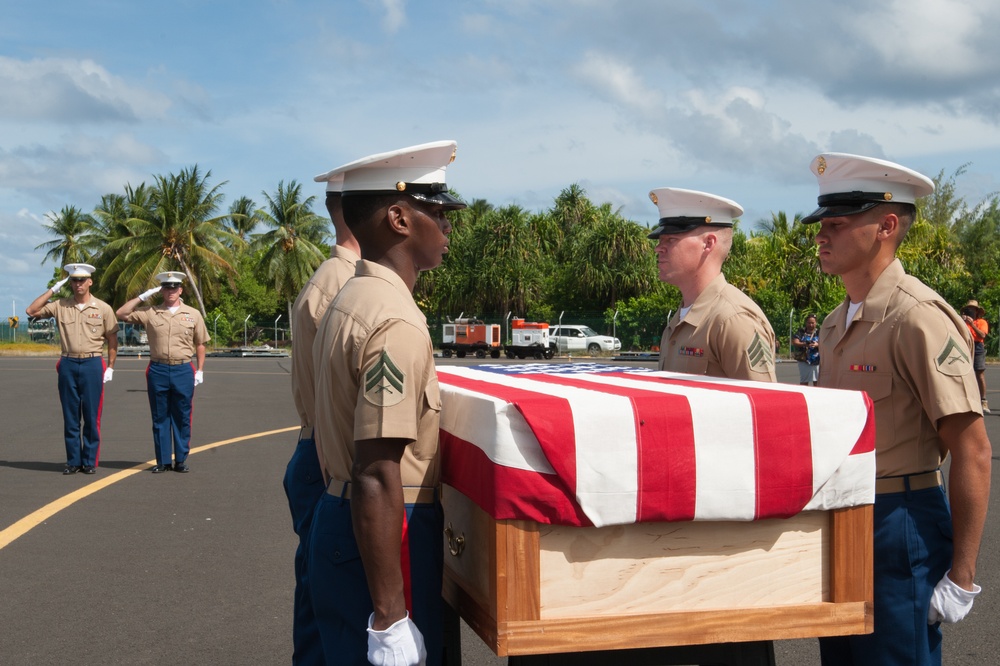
[441,484,872,657]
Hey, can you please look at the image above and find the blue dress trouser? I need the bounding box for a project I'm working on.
[820,485,952,666]
[145,361,195,466]
[307,491,445,666]
[57,356,105,467]
[282,435,326,666]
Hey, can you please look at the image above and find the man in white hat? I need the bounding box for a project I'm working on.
[803,153,991,665]
[308,140,465,666]
[116,271,210,473]
[648,187,776,381]
[281,170,359,665]
[27,263,119,475]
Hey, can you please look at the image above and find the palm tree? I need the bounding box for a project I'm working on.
[570,206,657,306]
[250,180,330,325]
[225,196,263,247]
[35,205,99,268]
[102,165,236,317]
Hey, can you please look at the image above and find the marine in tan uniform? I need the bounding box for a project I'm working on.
[116,271,210,473]
[26,262,118,474]
[649,187,776,381]
[282,171,360,665]
[307,141,465,666]
[803,153,991,666]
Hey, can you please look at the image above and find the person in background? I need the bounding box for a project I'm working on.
[26,263,118,475]
[960,299,989,413]
[803,152,991,666]
[116,271,209,473]
[791,313,821,386]
[649,187,776,382]
[308,141,466,666]
[282,170,359,665]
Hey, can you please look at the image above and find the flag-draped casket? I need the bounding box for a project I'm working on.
[436,364,876,656]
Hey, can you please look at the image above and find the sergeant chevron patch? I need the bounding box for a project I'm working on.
[746,331,774,373]
[364,350,406,406]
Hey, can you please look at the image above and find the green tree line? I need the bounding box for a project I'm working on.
[33,165,1000,351]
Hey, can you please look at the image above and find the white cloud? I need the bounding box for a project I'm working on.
[0,56,172,124]
[376,0,407,34]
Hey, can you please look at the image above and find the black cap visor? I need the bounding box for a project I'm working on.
[647,217,732,239]
[801,191,900,224]
[344,182,467,210]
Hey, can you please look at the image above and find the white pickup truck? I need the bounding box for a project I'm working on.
[548,325,621,356]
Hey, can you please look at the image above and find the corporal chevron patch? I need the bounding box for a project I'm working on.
[746,331,774,373]
[935,335,971,376]
[364,350,406,406]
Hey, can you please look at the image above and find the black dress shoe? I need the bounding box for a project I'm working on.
[151,465,169,473]
[63,465,81,475]
[82,466,97,474]
[173,462,190,473]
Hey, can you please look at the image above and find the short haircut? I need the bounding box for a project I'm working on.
[341,193,399,230]
[883,202,917,246]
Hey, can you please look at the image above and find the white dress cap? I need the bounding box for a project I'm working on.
[320,140,465,209]
[647,187,743,239]
[155,271,186,286]
[803,153,935,223]
[64,263,97,278]
[312,170,344,193]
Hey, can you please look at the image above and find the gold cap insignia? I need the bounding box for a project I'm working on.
[883,192,892,201]
[705,216,712,223]
[816,156,827,175]
[449,149,456,164]
[650,192,658,205]
[396,181,407,192]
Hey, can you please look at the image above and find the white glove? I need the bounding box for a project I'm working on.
[51,277,69,293]
[103,368,114,383]
[194,370,204,386]
[139,286,162,302]
[367,612,426,666]
[928,571,981,624]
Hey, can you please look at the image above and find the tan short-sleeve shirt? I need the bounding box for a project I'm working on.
[313,260,441,489]
[291,246,360,429]
[658,273,776,381]
[36,297,118,355]
[124,301,210,361]
[819,259,981,477]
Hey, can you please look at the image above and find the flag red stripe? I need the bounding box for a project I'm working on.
[436,372,584,519]
[440,430,589,525]
[517,373,698,522]
[614,373,814,518]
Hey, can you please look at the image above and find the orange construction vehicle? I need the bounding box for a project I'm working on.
[441,318,502,359]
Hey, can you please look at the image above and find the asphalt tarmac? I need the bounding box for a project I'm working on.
[1,356,998,665]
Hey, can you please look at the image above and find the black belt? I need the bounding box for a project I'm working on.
[327,480,438,505]
[875,470,943,494]
[151,358,191,366]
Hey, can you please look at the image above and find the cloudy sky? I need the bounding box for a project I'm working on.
[4,0,1000,316]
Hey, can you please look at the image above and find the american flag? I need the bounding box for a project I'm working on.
[438,364,875,528]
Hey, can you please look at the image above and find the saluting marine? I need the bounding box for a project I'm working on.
[649,188,776,381]
[803,153,991,666]
[26,263,118,475]
[116,271,210,473]
[307,141,465,666]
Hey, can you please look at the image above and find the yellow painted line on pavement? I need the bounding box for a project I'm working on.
[0,425,298,551]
